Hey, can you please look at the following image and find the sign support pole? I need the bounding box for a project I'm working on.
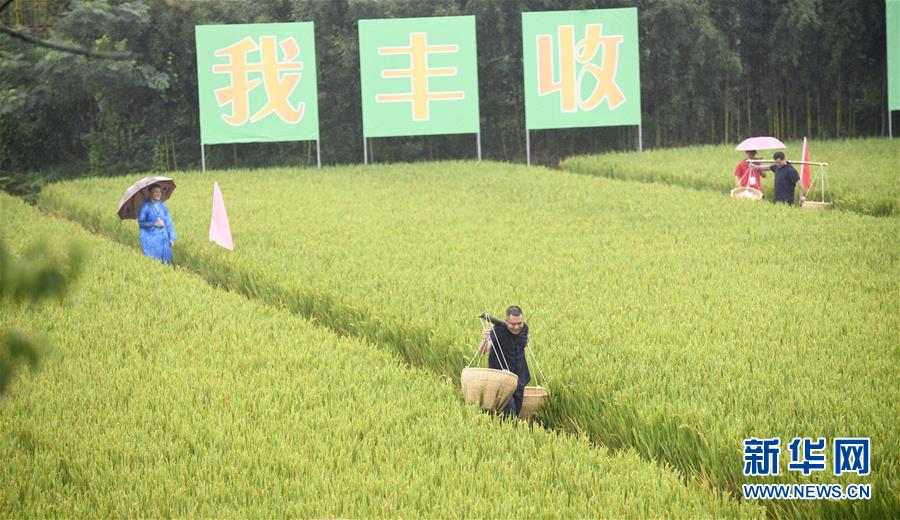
[476,132,482,161]
[363,137,368,164]
[525,130,531,167]
[889,110,893,139]
[637,124,643,152]
[316,138,322,169]
[201,143,206,172]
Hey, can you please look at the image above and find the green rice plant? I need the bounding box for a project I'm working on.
[39,159,899,518]
[0,194,760,518]
[560,138,900,217]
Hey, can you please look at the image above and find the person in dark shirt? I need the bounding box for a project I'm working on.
[479,306,531,419]
[751,151,807,205]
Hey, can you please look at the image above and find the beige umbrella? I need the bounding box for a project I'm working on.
[117,176,176,220]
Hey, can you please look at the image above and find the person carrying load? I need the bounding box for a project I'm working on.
[478,306,531,419]
[735,149,766,194]
[749,151,808,205]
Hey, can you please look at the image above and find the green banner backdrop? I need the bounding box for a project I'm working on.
[195,23,319,145]
[888,0,900,112]
[358,16,480,138]
[522,8,641,130]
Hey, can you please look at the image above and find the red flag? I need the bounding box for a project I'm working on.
[209,182,234,251]
[800,137,811,189]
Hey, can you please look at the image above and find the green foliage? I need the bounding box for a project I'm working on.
[40,160,899,518]
[0,194,761,517]
[0,172,44,204]
[0,332,39,399]
[0,200,84,395]
[560,138,900,217]
[0,161,91,203]
[0,241,84,304]
[0,0,168,176]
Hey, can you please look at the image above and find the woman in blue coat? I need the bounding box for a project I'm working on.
[137,184,177,263]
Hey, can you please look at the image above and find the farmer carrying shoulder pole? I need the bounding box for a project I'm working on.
[749,151,808,205]
[479,306,531,419]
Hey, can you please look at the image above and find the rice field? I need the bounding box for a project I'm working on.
[1,194,762,518]
[560,138,900,217]
[38,159,899,518]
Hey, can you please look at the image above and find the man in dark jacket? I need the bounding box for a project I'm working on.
[750,151,808,205]
[479,306,531,419]
[769,152,808,205]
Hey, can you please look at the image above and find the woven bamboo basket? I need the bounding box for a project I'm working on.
[518,386,549,420]
[460,367,518,412]
[730,187,764,201]
[801,200,831,210]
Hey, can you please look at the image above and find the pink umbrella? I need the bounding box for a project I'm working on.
[117,176,176,220]
[735,136,786,151]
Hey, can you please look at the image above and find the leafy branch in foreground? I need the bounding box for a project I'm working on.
[0,234,84,395]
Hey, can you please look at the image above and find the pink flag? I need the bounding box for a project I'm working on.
[800,137,811,189]
[209,182,234,251]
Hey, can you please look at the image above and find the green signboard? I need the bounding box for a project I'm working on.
[522,9,641,130]
[358,16,480,138]
[195,23,319,145]
[889,0,900,111]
